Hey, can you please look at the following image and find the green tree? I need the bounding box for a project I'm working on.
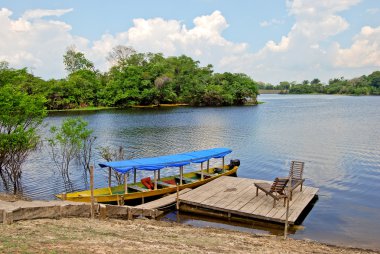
[63,46,95,74]
[48,118,94,183]
[0,85,46,193]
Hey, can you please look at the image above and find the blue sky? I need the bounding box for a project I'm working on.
[0,0,379,84]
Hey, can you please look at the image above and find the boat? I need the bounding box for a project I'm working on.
[56,148,240,204]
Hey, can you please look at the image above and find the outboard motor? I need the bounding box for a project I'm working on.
[229,159,240,169]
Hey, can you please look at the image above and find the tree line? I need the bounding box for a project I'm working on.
[0,46,259,110]
[258,72,380,95]
[0,45,260,194]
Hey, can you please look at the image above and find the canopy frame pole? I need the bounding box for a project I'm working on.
[124,173,128,194]
[133,168,137,184]
[154,170,158,190]
[180,166,183,186]
[158,169,161,180]
[201,162,204,181]
[222,157,225,173]
[207,160,210,174]
[108,167,112,188]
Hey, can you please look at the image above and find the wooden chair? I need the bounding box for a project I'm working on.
[255,177,289,208]
[287,161,305,200]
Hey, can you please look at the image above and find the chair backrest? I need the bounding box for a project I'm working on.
[270,177,289,194]
[289,161,304,180]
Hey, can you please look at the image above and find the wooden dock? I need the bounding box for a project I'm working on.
[179,176,318,224]
[135,188,191,209]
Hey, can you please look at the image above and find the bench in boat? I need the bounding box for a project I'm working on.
[195,172,217,179]
[175,176,196,184]
[128,185,148,192]
[157,181,175,188]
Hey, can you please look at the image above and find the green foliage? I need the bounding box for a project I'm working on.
[63,46,95,74]
[0,85,46,193]
[48,118,94,182]
[269,71,380,95]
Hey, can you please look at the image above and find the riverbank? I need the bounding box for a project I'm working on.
[48,104,191,112]
[0,218,377,253]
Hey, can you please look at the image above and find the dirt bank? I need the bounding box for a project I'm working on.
[0,218,377,254]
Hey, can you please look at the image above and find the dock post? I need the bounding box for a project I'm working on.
[284,174,292,239]
[90,165,95,219]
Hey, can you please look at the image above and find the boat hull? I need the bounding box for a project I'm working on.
[56,166,238,203]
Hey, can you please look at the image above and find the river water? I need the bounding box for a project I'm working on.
[3,94,380,249]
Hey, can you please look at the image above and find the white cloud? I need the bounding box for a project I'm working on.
[335,26,380,68]
[22,8,73,20]
[217,0,378,84]
[0,8,249,79]
[265,36,290,52]
[0,3,379,85]
[286,0,361,15]
[260,18,284,27]
[0,8,85,77]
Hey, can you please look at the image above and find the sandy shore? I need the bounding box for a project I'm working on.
[0,218,378,254]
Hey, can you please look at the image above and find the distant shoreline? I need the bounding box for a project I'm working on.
[47,102,261,113]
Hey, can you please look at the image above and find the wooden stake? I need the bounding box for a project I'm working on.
[108,167,112,188]
[176,184,180,210]
[90,165,95,219]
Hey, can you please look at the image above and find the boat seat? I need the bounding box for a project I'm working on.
[157,181,175,188]
[128,185,148,192]
[175,176,196,184]
[195,172,217,179]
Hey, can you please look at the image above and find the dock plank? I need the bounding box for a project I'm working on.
[199,177,247,207]
[183,177,239,204]
[135,188,192,209]
[179,177,318,224]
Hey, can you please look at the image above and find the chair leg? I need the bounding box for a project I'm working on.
[256,187,258,196]
[273,199,276,208]
[283,197,286,207]
[290,191,293,201]
[300,183,303,191]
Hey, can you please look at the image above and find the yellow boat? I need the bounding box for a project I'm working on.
[56,148,240,204]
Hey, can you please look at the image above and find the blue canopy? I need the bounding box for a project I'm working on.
[98,148,232,173]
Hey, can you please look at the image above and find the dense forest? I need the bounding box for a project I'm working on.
[258,71,380,95]
[0,46,258,110]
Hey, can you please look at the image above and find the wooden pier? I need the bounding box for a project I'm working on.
[179,176,318,224]
[135,188,191,209]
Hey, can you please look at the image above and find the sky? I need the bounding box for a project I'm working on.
[0,0,379,84]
